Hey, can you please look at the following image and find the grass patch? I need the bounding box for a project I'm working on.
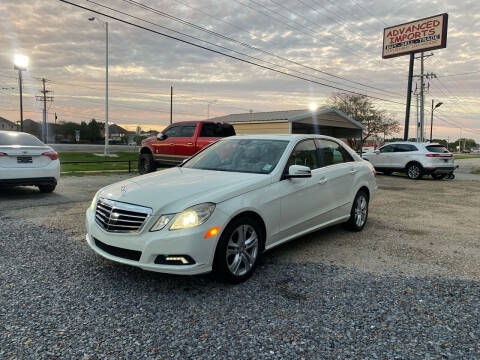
[454,154,480,159]
[59,152,139,172]
[472,168,480,175]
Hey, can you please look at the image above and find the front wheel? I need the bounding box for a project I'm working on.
[138,153,157,174]
[213,217,262,284]
[407,163,423,180]
[345,190,369,232]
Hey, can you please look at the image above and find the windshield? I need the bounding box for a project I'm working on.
[0,132,45,146]
[183,138,289,174]
[426,145,449,153]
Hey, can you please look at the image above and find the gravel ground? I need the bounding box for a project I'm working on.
[1,173,479,358]
[1,217,479,359]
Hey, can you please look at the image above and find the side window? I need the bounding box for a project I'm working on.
[317,140,354,166]
[200,123,217,137]
[180,125,196,137]
[379,145,394,153]
[394,144,418,152]
[163,126,180,138]
[286,140,319,170]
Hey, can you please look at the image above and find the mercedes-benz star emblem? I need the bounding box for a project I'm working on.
[121,185,127,193]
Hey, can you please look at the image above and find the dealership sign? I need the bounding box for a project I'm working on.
[382,13,448,58]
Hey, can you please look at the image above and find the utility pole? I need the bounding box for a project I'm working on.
[404,53,414,141]
[36,78,53,143]
[170,85,173,124]
[413,53,434,142]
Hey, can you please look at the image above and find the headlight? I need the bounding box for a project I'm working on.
[89,191,100,210]
[150,214,175,232]
[169,203,215,230]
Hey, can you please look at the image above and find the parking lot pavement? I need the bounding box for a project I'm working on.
[1,173,479,358]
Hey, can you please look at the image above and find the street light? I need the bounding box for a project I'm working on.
[89,16,109,156]
[13,54,28,132]
[430,100,443,142]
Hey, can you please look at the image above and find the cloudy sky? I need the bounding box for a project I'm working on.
[0,0,479,141]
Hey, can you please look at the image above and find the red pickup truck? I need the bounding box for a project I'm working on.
[138,121,235,174]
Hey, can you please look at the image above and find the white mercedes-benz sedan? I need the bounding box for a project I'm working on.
[86,135,376,283]
[0,131,60,193]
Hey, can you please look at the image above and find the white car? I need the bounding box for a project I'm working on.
[362,142,455,180]
[0,131,60,192]
[85,135,376,283]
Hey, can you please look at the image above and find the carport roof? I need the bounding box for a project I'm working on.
[207,107,365,130]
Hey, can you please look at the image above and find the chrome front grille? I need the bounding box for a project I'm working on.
[95,198,152,233]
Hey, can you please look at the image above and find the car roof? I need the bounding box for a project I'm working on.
[382,141,443,146]
[225,134,341,141]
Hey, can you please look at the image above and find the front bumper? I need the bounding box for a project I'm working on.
[85,206,228,275]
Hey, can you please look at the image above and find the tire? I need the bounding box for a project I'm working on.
[38,184,56,193]
[431,173,446,180]
[406,163,423,180]
[138,153,157,174]
[213,217,263,284]
[345,190,369,232]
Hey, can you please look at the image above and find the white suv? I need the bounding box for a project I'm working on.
[362,142,455,180]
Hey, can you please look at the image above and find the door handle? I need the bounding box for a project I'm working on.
[349,169,357,174]
[169,142,175,146]
[187,142,193,145]
[318,177,327,185]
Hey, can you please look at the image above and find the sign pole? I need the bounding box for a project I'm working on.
[404,53,414,141]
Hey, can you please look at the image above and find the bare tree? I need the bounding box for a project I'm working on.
[327,93,400,141]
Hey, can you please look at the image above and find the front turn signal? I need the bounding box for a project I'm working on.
[204,226,220,239]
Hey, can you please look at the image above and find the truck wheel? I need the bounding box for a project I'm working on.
[138,153,156,174]
[407,163,423,180]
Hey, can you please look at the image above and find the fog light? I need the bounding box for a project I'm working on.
[166,256,188,264]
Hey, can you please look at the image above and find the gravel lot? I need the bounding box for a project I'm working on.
[1,173,479,358]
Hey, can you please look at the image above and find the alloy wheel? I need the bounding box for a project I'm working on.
[226,224,259,276]
[408,165,420,179]
[354,195,368,227]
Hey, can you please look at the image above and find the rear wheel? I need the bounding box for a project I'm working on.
[213,217,262,284]
[406,163,423,180]
[38,184,56,193]
[345,190,369,232]
[432,173,446,180]
[138,153,157,174]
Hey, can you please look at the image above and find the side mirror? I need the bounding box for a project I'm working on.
[157,132,166,140]
[374,149,380,154]
[286,165,311,179]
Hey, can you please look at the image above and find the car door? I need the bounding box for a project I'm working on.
[171,124,197,160]
[371,144,394,168]
[152,125,180,162]
[274,139,330,241]
[196,123,221,152]
[315,139,356,218]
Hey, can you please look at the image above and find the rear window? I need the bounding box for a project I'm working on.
[200,123,236,137]
[0,132,44,146]
[426,145,449,153]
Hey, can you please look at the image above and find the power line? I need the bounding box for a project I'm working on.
[83,0,399,99]
[438,70,480,78]
[121,0,400,95]
[58,0,406,107]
